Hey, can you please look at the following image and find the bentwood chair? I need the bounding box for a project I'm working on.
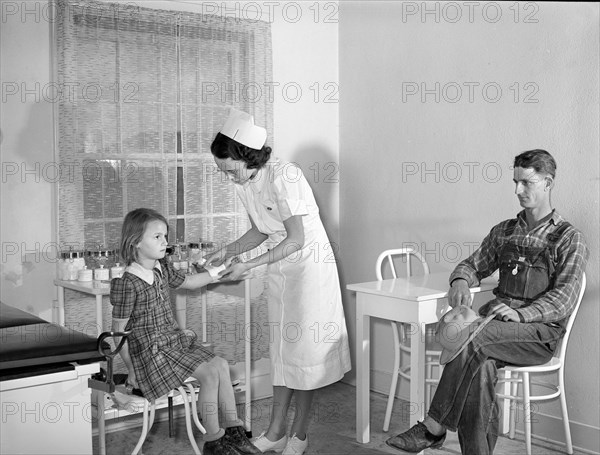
[91,332,206,455]
[127,378,205,455]
[497,273,587,455]
[376,248,443,432]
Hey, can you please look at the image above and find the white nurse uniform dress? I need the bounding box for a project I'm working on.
[235,158,351,390]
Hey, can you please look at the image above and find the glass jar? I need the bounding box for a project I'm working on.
[86,246,116,271]
[94,264,110,281]
[78,266,93,282]
[178,243,189,273]
[188,242,202,267]
[57,250,75,280]
[69,250,86,280]
[67,258,78,281]
[58,249,86,280]
[110,262,125,279]
[84,250,97,270]
[166,244,179,269]
[94,248,115,269]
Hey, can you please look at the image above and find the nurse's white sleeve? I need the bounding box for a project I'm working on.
[273,163,309,219]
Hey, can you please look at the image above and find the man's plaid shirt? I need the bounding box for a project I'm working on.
[449,210,589,324]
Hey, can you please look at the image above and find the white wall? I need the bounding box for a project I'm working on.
[339,2,599,453]
[1,1,57,320]
[270,2,340,247]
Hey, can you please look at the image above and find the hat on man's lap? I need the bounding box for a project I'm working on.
[437,306,495,365]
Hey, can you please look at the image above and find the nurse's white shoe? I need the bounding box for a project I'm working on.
[282,433,308,455]
[251,432,288,453]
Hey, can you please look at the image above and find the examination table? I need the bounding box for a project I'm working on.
[0,302,106,454]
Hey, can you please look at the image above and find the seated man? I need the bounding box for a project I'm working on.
[386,149,589,455]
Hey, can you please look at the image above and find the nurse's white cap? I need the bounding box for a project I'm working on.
[220,108,267,150]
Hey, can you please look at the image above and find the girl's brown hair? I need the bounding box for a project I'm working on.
[120,208,168,265]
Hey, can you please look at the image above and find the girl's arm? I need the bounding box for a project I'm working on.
[179,270,216,290]
[205,217,268,266]
[222,215,304,280]
[112,317,137,387]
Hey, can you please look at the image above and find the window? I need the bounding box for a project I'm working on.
[55,0,272,361]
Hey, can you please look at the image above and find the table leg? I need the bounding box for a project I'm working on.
[409,322,426,427]
[201,288,208,344]
[244,278,252,433]
[57,286,65,325]
[356,294,370,443]
[95,295,106,453]
[95,295,103,336]
[97,390,106,455]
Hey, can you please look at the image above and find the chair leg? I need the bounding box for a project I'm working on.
[132,399,152,455]
[509,376,518,439]
[185,382,206,434]
[500,370,512,435]
[558,373,573,454]
[523,372,532,455]
[383,322,401,432]
[168,396,174,437]
[178,386,201,455]
[425,360,432,409]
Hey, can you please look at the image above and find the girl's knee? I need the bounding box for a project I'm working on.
[192,356,230,386]
[212,356,230,375]
[193,362,219,386]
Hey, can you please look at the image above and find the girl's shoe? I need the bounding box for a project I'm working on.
[282,433,308,455]
[251,432,288,453]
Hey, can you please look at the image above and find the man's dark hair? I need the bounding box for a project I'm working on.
[514,149,556,178]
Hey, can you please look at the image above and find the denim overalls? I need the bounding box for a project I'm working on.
[479,220,573,328]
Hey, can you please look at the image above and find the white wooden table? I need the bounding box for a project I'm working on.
[347,271,496,443]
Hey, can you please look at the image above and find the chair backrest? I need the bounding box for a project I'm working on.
[375,248,430,281]
[555,272,587,362]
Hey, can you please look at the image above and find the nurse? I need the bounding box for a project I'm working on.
[207,108,351,455]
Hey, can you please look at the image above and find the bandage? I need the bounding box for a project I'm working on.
[205,263,226,279]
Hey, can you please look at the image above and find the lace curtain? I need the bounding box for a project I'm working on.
[55,0,272,362]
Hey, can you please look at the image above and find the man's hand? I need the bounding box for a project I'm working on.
[488,302,520,322]
[448,279,472,307]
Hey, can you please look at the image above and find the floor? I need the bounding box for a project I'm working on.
[96,381,582,455]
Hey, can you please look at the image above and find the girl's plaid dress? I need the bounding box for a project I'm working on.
[110,258,214,401]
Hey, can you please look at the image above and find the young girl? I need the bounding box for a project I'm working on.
[206,109,351,455]
[110,208,259,455]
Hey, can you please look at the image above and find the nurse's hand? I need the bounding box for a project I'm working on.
[204,248,227,267]
[219,260,249,282]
